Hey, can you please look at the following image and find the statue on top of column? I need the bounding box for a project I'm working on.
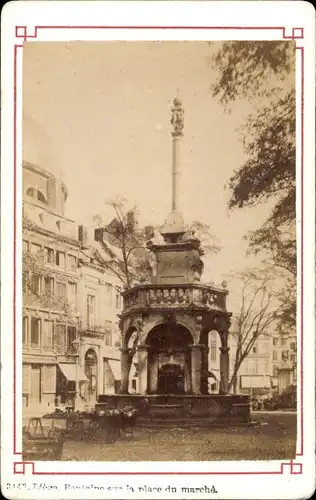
[171,96,184,137]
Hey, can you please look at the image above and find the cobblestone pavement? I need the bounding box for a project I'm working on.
[60,413,296,462]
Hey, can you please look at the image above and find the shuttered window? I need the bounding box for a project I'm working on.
[42,365,56,393]
[22,364,30,394]
[43,320,53,350]
[55,324,66,352]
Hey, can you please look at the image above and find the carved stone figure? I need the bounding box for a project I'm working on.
[171,97,184,137]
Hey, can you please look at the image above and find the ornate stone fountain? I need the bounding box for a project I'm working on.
[97,96,251,426]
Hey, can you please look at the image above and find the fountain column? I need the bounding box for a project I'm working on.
[190,344,203,394]
[119,347,130,394]
[138,345,149,394]
[218,322,231,394]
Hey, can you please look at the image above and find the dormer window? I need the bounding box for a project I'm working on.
[26,187,47,204]
[37,190,47,204]
[26,187,36,198]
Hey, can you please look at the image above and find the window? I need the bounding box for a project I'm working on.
[105,284,112,306]
[263,360,269,374]
[290,353,296,362]
[210,332,217,362]
[31,243,41,254]
[30,318,41,347]
[104,320,112,346]
[67,255,77,269]
[55,324,66,352]
[26,187,36,198]
[263,342,269,352]
[67,326,76,350]
[282,350,289,361]
[273,337,278,346]
[44,276,54,294]
[31,274,42,295]
[273,365,279,376]
[273,350,278,361]
[68,282,77,307]
[43,320,53,350]
[56,251,65,267]
[42,365,56,393]
[87,294,96,329]
[281,337,287,346]
[105,331,112,346]
[56,282,66,299]
[252,346,257,354]
[23,364,30,394]
[115,292,121,309]
[37,190,47,204]
[23,240,29,252]
[44,247,54,263]
[249,361,258,374]
[23,317,28,345]
[290,342,296,351]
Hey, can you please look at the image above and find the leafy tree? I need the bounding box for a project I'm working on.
[211,41,296,329]
[228,269,282,393]
[211,41,295,105]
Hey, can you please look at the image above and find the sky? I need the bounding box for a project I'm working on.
[22,41,274,308]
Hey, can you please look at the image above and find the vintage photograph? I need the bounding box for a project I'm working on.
[21,40,297,462]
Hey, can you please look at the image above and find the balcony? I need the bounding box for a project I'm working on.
[122,283,228,315]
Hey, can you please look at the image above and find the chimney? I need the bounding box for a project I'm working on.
[47,178,65,214]
[94,228,105,242]
[78,225,88,247]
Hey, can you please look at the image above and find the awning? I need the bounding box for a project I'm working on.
[58,363,87,382]
[108,359,121,381]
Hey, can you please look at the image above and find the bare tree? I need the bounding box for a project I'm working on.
[228,269,282,394]
[93,197,153,289]
[189,220,221,255]
[23,247,70,313]
[94,198,222,393]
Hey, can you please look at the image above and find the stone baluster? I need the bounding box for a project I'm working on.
[137,345,149,394]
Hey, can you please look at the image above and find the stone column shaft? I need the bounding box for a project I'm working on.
[138,345,149,394]
[219,347,230,394]
[190,344,203,395]
[172,136,182,212]
[184,350,192,393]
[148,352,159,394]
[119,348,130,394]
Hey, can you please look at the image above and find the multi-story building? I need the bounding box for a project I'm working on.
[22,157,131,416]
[228,326,297,395]
[236,334,273,395]
[271,333,297,393]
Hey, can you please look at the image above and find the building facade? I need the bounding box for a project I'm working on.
[229,329,297,395]
[22,161,126,416]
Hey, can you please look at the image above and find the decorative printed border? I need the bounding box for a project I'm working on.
[13,460,303,476]
[13,25,304,476]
